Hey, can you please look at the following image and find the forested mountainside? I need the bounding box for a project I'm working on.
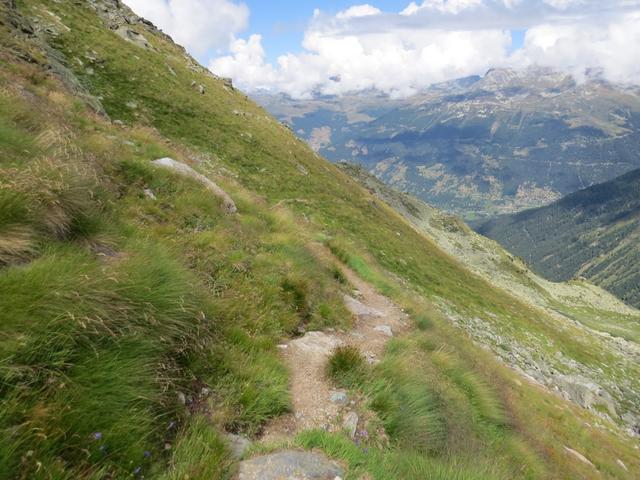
[477,168,640,309]
[255,68,640,220]
[1,1,639,479]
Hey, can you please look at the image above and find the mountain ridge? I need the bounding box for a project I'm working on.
[255,66,640,219]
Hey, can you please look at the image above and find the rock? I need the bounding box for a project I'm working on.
[363,352,377,364]
[373,325,393,337]
[563,446,594,468]
[126,100,138,109]
[289,331,341,356]
[297,164,309,175]
[198,84,205,95]
[113,119,125,126]
[616,459,628,472]
[225,433,251,460]
[343,411,358,439]
[143,188,157,200]
[177,391,186,405]
[239,451,343,480]
[114,25,151,49]
[330,391,348,405]
[343,295,383,318]
[556,375,618,418]
[152,158,237,214]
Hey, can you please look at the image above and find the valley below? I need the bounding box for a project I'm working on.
[256,68,640,220]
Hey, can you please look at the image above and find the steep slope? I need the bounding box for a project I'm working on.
[477,168,640,309]
[255,68,640,219]
[1,1,639,479]
[339,162,640,343]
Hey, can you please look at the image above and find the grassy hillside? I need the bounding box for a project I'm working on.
[1,1,639,479]
[477,168,640,308]
[339,162,640,343]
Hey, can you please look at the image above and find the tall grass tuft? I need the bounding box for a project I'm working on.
[431,349,507,427]
[326,345,367,388]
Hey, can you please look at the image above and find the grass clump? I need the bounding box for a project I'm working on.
[326,345,367,388]
[297,430,502,480]
[158,416,232,480]
[369,374,446,453]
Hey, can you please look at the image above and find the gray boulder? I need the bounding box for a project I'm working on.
[556,374,618,418]
[152,158,237,214]
[238,451,343,480]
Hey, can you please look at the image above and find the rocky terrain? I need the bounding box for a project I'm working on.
[255,68,640,220]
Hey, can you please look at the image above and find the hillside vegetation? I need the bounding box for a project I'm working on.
[1,1,639,479]
[477,168,640,309]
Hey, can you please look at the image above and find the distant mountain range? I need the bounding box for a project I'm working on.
[254,67,640,220]
[477,168,640,308]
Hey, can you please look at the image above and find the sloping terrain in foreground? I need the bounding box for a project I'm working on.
[0,1,639,479]
[477,168,640,309]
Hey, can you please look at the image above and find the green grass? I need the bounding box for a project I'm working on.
[158,416,233,480]
[296,430,504,480]
[326,345,367,388]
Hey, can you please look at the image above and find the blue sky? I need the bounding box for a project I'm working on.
[243,1,412,62]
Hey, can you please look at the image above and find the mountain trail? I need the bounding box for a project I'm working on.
[259,244,410,443]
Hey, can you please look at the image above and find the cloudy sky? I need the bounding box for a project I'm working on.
[125,0,640,98]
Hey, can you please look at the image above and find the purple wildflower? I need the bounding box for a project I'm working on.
[143,451,152,458]
[92,432,102,441]
[133,466,142,476]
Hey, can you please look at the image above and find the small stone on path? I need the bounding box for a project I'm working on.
[343,295,383,318]
[330,391,348,405]
[373,325,393,337]
[343,411,358,439]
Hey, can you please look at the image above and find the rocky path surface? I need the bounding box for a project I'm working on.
[260,252,410,442]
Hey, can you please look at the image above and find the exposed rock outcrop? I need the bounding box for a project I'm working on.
[238,451,343,480]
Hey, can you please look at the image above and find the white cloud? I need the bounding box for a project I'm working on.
[124,0,249,55]
[211,21,511,98]
[336,4,382,19]
[514,11,640,84]
[542,0,585,10]
[401,0,484,15]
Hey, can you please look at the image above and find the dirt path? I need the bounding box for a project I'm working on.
[260,247,410,442]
